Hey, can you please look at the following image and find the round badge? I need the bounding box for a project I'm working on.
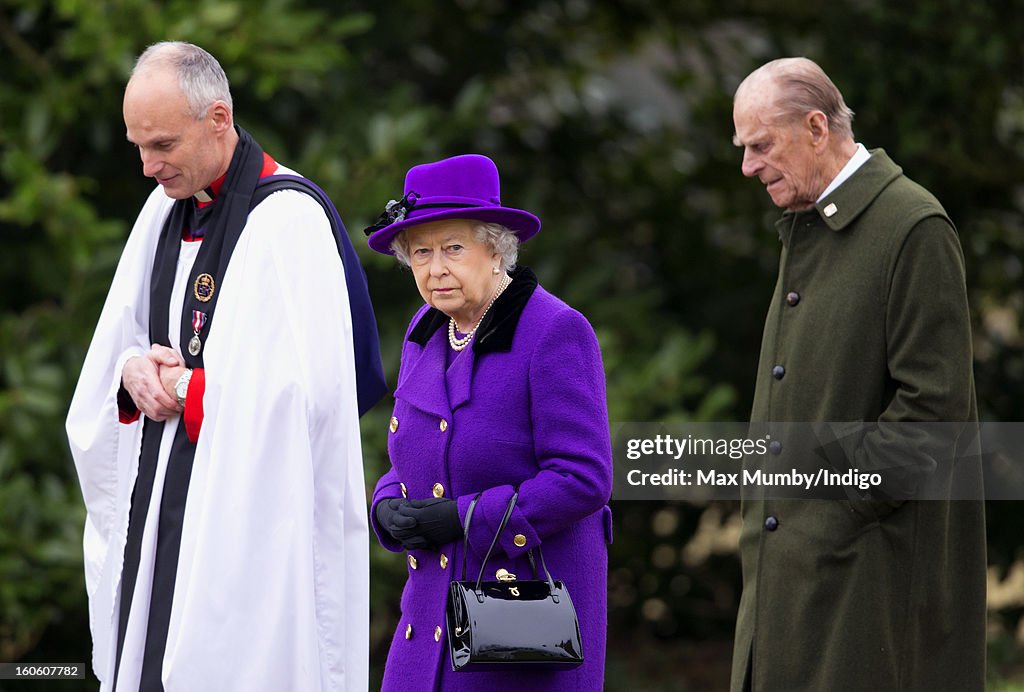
[193,273,216,302]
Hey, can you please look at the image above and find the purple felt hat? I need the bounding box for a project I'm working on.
[365,154,541,254]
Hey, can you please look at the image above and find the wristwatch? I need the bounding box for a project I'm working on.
[174,368,193,407]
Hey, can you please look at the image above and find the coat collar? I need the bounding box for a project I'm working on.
[407,266,538,354]
[775,148,904,242]
[393,319,451,417]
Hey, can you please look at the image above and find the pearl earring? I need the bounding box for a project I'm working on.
[493,266,500,274]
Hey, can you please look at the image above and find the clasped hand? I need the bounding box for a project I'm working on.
[121,345,187,421]
[376,497,463,550]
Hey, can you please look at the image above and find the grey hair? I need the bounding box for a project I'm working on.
[390,221,520,271]
[132,41,233,119]
[742,57,855,140]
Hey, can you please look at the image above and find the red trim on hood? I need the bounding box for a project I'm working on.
[196,152,278,209]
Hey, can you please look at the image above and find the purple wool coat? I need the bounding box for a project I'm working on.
[372,268,613,692]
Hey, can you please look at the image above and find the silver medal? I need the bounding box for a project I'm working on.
[188,334,202,356]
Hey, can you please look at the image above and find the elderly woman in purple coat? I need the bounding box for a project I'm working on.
[364,153,613,691]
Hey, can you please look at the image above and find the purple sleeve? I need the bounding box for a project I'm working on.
[369,310,427,552]
[371,468,406,552]
[461,306,612,560]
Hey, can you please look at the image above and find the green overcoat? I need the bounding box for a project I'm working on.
[730,150,986,692]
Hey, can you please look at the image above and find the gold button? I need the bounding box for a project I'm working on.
[440,553,449,570]
[439,418,448,432]
[408,554,418,570]
[432,483,445,498]
[389,416,399,433]
[405,624,413,640]
[513,534,527,547]
[434,625,442,642]
[400,482,408,498]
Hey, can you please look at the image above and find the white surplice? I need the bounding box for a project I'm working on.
[66,177,369,691]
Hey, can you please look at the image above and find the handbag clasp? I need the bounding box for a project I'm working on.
[495,568,517,582]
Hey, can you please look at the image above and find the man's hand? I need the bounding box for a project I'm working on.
[122,345,185,421]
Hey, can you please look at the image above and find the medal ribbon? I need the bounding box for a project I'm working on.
[189,310,208,356]
[191,309,206,333]
[191,310,207,334]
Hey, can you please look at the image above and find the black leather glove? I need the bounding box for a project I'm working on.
[375,498,423,548]
[396,497,463,548]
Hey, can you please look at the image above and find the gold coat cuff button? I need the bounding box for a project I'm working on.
[408,554,418,570]
[400,482,408,498]
[432,482,445,498]
[440,553,449,570]
[434,625,442,642]
[389,416,399,433]
[513,534,527,547]
[439,418,448,432]
[405,624,413,640]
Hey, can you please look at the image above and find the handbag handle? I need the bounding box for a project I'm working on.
[475,491,520,587]
[463,491,559,601]
[459,493,483,581]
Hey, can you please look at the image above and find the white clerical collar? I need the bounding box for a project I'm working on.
[817,143,870,202]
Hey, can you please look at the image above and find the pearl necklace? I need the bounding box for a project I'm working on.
[448,273,512,351]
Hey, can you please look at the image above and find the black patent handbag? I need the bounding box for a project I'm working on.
[446,490,584,671]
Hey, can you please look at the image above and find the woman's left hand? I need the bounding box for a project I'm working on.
[396,497,463,549]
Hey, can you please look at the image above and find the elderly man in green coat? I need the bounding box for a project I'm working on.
[729,57,986,691]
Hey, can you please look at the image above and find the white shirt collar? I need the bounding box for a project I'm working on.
[817,143,870,202]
